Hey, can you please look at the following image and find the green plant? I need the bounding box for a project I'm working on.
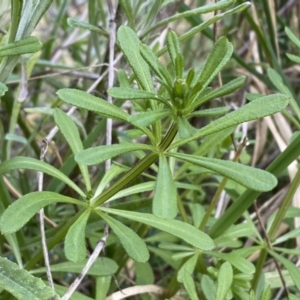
[1,1,300,300]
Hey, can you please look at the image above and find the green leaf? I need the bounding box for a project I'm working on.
[172,94,289,148]
[128,110,171,127]
[205,251,255,274]
[190,76,246,110]
[75,143,154,166]
[169,153,277,192]
[0,36,42,57]
[67,18,108,37]
[178,117,197,139]
[260,286,271,300]
[189,106,231,118]
[135,262,155,285]
[201,275,217,300]
[268,249,300,290]
[286,53,300,64]
[167,30,181,67]
[183,271,198,300]
[54,108,91,191]
[177,253,199,283]
[285,27,300,49]
[216,261,233,300]
[98,207,215,250]
[117,26,154,92]
[97,211,149,262]
[0,82,8,97]
[289,294,300,300]
[65,209,91,262]
[0,192,86,234]
[193,37,233,91]
[153,155,178,219]
[57,89,130,122]
[0,157,85,197]
[30,257,118,276]
[0,257,60,300]
[140,43,172,87]
[119,0,135,30]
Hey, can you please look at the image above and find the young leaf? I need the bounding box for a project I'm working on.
[0,36,42,57]
[57,89,130,122]
[171,94,289,148]
[98,207,215,250]
[153,155,178,219]
[75,143,154,166]
[0,192,86,234]
[0,157,85,197]
[30,257,118,276]
[97,211,149,263]
[65,208,91,262]
[260,286,271,300]
[169,153,277,192]
[177,252,199,283]
[269,249,300,290]
[117,26,154,92]
[54,108,91,192]
[166,30,181,67]
[140,43,172,87]
[192,37,233,92]
[0,257,60,300]
[215,262,233,300]
[182,271,198,300]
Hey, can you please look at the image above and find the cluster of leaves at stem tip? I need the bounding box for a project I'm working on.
[0,26,289,268]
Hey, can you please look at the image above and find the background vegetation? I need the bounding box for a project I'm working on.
[0,0,300,299]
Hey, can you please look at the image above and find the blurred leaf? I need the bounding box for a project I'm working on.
[0,36,42,57]
[117,26,154,92]
[67,18,108,36]
[0,157,85,197]
[99,207,215,250]
[201,274,217,300]
[30,257,118,276]
[0,82,8,96]
[0,257,60,300]
[135,262,155,285]
[0,192,86,234]
[269,250,300,290]
[54,108,91,191]
[65,208,91,262]
[183,271,198,300]
[97,211,149,262]
[177,252,199,283]
[57,89,130,122]
[75,143,154,166]
[286,53,300,64]
[216,261,233,300]
[172,94,289,148]
[129,110,171,127]
[260,286,271,300]
[153,155,178,219]
[169,153,277,192]
[285,27,300,48]
[119,0,135,29]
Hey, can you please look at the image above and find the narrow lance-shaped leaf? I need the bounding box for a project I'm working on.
[67,18,109,37]
[0,82,8,97]
[65,208,91,262]
[0,157,85,197]
[128,110,171,127]
[216,262,233,300]
[269,249,300,290]
[117,26,154,92]
[172,94,289,148]
[97,211,149,263]
[0,257,60,300]
[153,155,178,219]
[183,271,198,300]
[75,143,154,166]
[169,153,277,192]
[57,88,130,122]
[0,192,86,234]
[167,30,181,67]
[54,108,91,192]
[30,257,118,276]
[98,207,215,250]
[177,252,199,283]
[0,36,42,57]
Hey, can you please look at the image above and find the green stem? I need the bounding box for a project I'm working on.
[251,246,268,291]
[91,123,178,207]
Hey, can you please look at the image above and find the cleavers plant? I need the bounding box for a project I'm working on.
[0,1,297,299]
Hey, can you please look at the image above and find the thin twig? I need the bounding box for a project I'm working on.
[38,139,54,290]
